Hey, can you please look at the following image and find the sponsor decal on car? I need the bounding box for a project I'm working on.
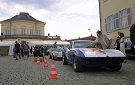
[88,48,106,54]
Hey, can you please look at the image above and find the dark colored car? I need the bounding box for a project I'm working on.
[125,38,135,58]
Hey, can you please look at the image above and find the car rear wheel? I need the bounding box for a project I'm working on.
[73,56,83,72]
[58,57,62,61]
[52,55,55,60]
[49,55,52,59]
[63,56,68,65]
[109,64,122,71]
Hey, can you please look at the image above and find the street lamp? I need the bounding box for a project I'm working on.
[88,29,93,36]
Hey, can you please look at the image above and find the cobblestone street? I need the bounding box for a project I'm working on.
[0,56,135,85]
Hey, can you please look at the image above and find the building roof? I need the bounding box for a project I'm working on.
[66,35,96,42]
[1,12,45,23]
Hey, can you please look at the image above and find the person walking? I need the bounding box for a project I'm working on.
[115,32,121,50]
[27,42,30,59]
[15,41,21,60]
[119,33,126,55]
[13,44,16,58]
[23,42,29,60]
[21,43,24,58]
[30,46,32,54]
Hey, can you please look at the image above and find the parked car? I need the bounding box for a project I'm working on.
[62,40,126,72]
[51,47,64,60]
[47,48,54,59]
[125,38,135,58]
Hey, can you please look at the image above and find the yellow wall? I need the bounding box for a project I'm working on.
[99,0,135,39]
[1,20,45,36]
[1,22,10,34]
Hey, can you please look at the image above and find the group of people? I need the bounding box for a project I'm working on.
[33,45,48,57]
[13,41,57,60]
[13,41,30,60]
[89,22,135,55]
[89,31,125,54]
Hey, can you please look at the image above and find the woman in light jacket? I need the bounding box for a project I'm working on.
[119,33,125,55]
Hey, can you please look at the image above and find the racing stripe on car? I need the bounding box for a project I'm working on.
[88,48,106,54]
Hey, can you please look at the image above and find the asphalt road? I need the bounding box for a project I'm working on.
[0,56,135,85]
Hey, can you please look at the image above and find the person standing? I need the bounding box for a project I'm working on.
[115,32,121,50]
[15,41,21,60]
[89,31,114,49]
[30,46,32,54]
[53,41,57,48]
[119,33,125,55]
[13,44,16,58]
[21,43,24,58]
[44,46,48,55]
[130,23,135,49]
[23,42,29,60]
[32,46,35,54]
[27,42,30,59]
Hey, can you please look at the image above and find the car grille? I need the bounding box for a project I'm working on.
[79,57,126,66]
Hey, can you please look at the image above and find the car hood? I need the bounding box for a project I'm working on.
[74,48,126,57]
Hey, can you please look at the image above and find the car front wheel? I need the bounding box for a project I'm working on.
[63,56,68,65]
[52,55,55,60]
[73,56,83,72]
[109,64,122,71]
[49,55,52,59]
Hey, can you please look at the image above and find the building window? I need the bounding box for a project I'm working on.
[105,15,114,32]
[127,7,132,26]
[114,13,119,30]
[14,29,17,35]
[103,0,108,2]
[21,28,26,35]
[30,29,33,35]
[5,29,10,35]
[105,7,132,33]
[36,30,41,35]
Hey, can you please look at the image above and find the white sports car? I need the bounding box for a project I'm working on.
[51,47,64,60]
[62,40,126,72]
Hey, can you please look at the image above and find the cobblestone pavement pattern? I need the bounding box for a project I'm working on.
[0,56,135,85]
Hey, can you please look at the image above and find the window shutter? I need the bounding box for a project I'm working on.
[127,7,132,26]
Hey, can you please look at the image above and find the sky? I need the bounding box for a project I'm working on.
[0,0,100,40]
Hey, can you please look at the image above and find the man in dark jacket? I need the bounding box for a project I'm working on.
[15,41,20,60]
[130,23,135,48]
[53,41,57,48]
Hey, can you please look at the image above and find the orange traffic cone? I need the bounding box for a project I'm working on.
[49,60,59,79]
[36,56,41,65]
[43,57,49,69]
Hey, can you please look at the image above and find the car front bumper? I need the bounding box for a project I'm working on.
[78,57,126,67]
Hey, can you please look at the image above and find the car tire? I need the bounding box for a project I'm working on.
[63,56,68,65]
[58,57,62,61]
[52,55,55,60]
[49,55,52,59]
[73,56,83,72]
[109,64,122,71]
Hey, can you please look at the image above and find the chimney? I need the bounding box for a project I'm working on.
[20,12,29,15]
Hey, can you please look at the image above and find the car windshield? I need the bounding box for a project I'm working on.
[74,41,91,48]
